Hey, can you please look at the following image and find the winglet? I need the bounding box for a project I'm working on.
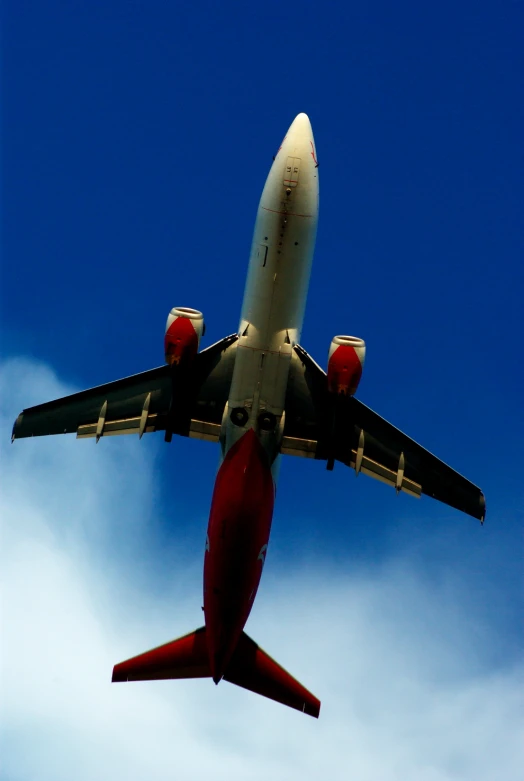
[12,413,23,442]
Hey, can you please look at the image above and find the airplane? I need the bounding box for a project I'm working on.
[11,113,486,719]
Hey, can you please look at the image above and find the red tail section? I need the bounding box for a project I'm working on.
[225,631,320,718]
[112,627,209,682]
[112,627,320,718]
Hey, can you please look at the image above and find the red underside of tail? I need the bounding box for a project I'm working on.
[112,626,320,718]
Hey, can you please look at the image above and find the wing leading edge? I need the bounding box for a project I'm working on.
[282,344,486,522]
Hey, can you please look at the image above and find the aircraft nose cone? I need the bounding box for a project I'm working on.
[282,112,315,155]
[293,112,311,125]
[288,112,312,135]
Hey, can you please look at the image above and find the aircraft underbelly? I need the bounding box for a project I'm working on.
[204,428,274,680]
[204,114,319,678]
[223,122,319,460]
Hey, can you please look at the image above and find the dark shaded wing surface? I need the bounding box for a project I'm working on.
[12,334,238,442]
[12,365,172,439]
[283,345,486,522]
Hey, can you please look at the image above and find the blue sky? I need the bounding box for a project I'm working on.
[2,2,523,778]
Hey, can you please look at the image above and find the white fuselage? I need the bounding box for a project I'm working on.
[222,114,319,467]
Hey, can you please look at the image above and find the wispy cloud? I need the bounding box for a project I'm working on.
[1,359,522,781]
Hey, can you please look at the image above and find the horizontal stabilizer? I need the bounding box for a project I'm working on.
[224,631,320,718]
[112,626,320,718]
[112,626,210,682]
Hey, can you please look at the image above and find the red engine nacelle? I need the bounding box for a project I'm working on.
[327,335,366,395]
[164,307,205,366]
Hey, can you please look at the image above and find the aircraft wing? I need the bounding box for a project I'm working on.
[12,334,238,444]
[282,344,486,522]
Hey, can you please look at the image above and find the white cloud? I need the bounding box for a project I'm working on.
[1,359,522,780]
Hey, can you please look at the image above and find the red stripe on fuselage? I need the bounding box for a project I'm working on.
[204,428,275,682]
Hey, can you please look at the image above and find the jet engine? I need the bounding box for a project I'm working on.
[164,307,205,365]
[327,335,366,395]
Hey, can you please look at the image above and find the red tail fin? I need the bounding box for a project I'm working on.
[112,626,320,718]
